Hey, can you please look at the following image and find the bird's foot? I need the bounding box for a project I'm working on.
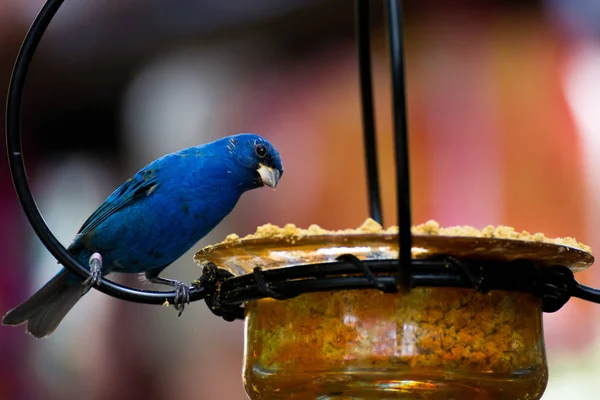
[145,272,192,316]
[172,280,191,317]
[83,253,103,294]
[146,271,191,316]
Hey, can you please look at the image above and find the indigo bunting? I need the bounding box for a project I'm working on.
[2,134,283,338]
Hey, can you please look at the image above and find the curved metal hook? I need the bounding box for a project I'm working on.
[5,0,205,304]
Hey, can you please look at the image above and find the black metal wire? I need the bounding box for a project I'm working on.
[337,253,389,291]
[5,0,205,305]
[197,263,244,321]
[573,283,600,304]
[355,0,383,225]
[387,0,413,291]
[200,258,596,321]
[253,267,290,300]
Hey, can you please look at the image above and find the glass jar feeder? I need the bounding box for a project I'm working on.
[196,231,594,399]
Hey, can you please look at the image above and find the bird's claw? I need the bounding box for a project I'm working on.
[83,253,103,294]
[172,280,191,317]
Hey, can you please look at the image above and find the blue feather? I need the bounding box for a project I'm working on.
[2,133,283,337]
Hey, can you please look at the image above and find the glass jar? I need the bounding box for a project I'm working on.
[243,288,547,399]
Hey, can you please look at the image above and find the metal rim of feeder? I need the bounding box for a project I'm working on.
[6,0,600,313]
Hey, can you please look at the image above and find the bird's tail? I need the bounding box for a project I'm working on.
[2,269,84,338]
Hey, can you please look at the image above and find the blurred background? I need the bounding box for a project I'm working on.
[1,0,600,398]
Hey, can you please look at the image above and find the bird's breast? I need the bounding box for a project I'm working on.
[85,185,242,274]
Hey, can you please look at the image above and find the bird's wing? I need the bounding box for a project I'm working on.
[77,168,160,236]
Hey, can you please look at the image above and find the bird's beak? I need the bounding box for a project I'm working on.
[257,164,281,189]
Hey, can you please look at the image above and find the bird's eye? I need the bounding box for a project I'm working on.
[255,143,267,158]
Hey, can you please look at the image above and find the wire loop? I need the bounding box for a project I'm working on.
[196,257,600,321]
[5,0,205,304]
[197,263,244,321]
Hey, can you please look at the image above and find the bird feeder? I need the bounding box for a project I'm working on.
[192,220,593,399]
[6,0,600,399]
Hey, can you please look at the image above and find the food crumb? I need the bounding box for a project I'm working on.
[357,218,383,233]
[217,218,591,254]
[411,220,591,253]
[224,233,240,243]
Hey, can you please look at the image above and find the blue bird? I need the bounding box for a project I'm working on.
[2,133,283,338]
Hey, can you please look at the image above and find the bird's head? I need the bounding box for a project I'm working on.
[225,133,283,190]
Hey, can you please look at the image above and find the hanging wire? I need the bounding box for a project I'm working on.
[6,0,415,305]
[355,0,383,225]
[5,0,205,305]
[387,0,413,291]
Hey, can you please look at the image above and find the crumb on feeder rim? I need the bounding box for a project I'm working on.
[219,218,591,254]
[195,218,593,276]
